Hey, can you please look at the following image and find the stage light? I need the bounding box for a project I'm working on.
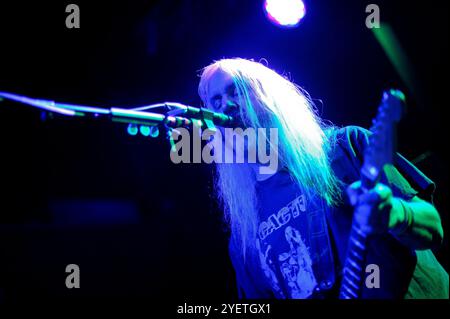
[264,0,306,28]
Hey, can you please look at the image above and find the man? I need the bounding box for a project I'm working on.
[197,58,448,299]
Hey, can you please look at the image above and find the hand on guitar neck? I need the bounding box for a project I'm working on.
[346,180,406,236]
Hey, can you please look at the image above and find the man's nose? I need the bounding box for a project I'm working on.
[222,98,238,114]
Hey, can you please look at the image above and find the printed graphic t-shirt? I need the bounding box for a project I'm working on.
[228,126,449,299]
[252,170,336,299]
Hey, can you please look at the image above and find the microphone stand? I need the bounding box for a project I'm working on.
[0,91,235,148]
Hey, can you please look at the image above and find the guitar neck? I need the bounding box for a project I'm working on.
[338,216,369,299]
[338,89,405,299]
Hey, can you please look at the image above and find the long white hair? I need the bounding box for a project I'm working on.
[198,58,341,260]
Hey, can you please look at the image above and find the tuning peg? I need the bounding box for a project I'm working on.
[389,89,406,102]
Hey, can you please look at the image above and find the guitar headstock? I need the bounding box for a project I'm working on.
[361,89,406,189]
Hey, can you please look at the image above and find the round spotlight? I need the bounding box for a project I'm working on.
[264,0,306,28]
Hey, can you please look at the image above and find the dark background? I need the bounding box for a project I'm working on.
[0,0,448,305]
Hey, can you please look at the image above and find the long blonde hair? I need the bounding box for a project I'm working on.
[198,58,341,260]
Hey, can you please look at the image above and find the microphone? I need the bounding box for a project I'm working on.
[0,91,238,129]
[139,102,238,128]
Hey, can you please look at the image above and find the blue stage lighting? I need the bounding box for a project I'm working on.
[264,0,306,28]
